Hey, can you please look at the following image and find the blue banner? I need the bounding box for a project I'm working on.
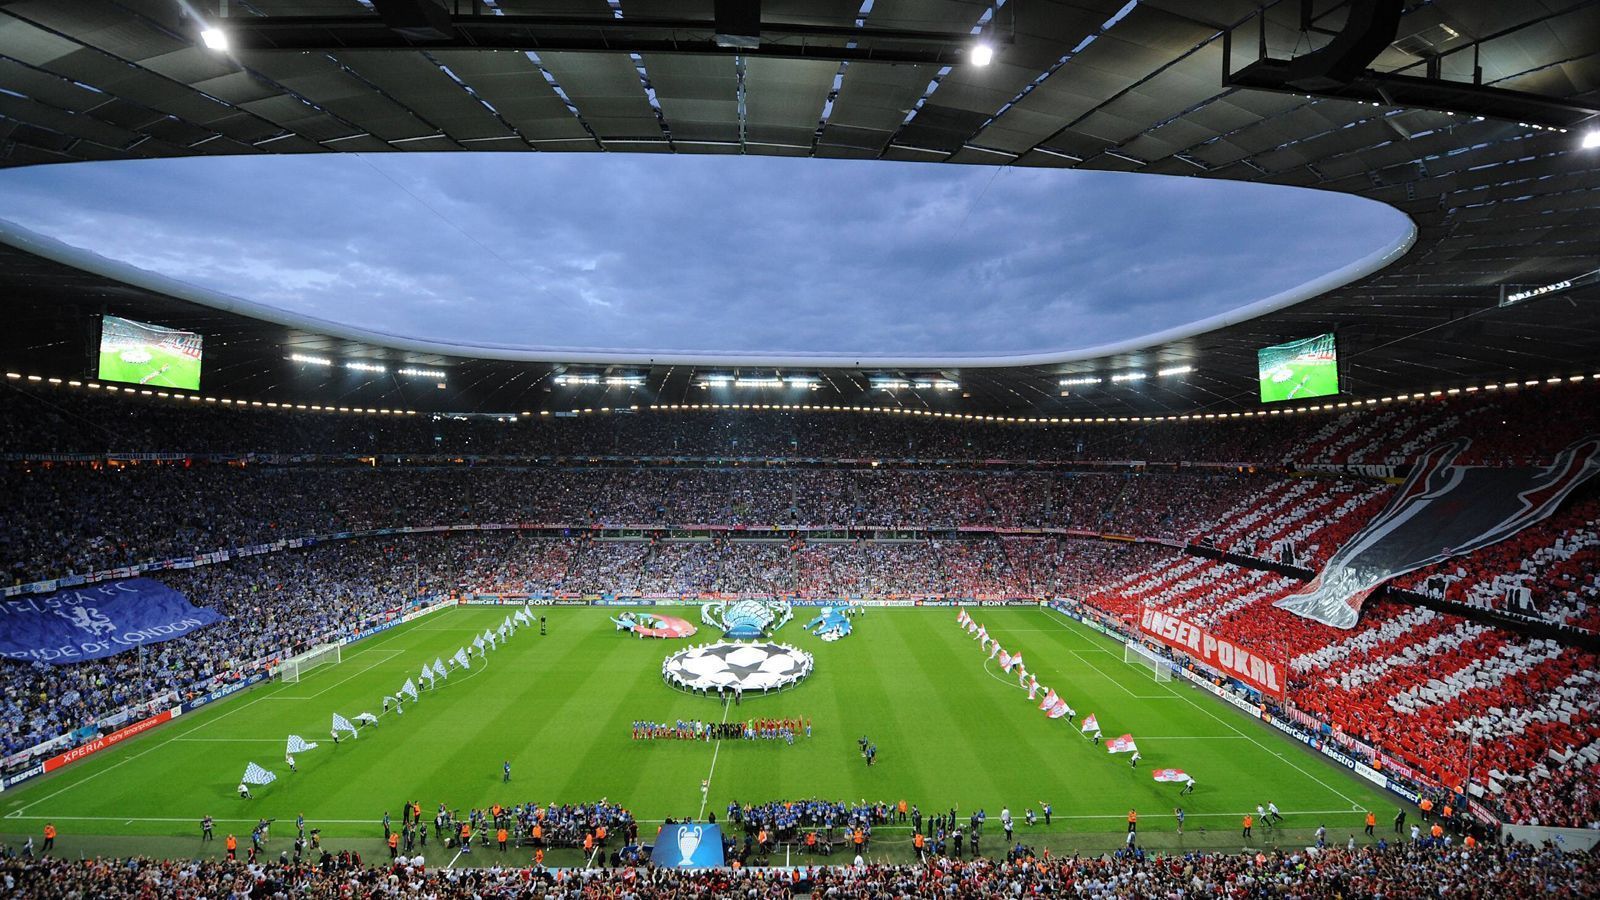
[0,578,226,664]
[650,823,725,869]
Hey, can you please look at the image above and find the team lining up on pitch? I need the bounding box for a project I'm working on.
[632,718,812,743]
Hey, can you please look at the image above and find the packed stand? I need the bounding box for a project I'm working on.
[1,839,1598,896]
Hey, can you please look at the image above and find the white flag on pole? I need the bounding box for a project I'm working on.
[286,735,319,754]
[473,634,486,651]
[332,713,359,739]
[242,762,277,785]
[454,647,471,669]
[421,664,435,685]
[355,712,379,725]
[400,679,419,702]
[434,657,448,678]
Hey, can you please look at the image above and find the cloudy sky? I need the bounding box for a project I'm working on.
[0,153,1410,357]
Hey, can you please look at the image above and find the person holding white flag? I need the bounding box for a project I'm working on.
[332,713,358,741]
[286,735,318,755]
[401,679,419,703]
[241,762,276,795]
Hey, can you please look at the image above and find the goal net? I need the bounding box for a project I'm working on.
[1123,640,1173,683]
[280,642,342,683]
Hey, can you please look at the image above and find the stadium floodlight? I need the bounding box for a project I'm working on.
[1157,365,1194,377]
[1110,372,1146,382]
[1583,130,1600,150]
[288,354,332,366]
[604,375,645,387]
[1060,376,1100,386]
[872,377,959,391]
[555,374,599,386]
[346,361,387,373]
[785,376,820,389]
[397,367,447,379]
[733,377,786,388]
[200,27,229,51]
[696,375,734,388]
[970,43,994,66]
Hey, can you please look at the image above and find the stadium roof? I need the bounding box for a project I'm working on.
[0,0,1597,417]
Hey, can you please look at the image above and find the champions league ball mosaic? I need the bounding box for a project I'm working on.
[662,641,813,693]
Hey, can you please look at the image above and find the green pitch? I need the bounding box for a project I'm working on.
[0,607,1401,862]
[1258,356,1338,403]
[97,344,202,390]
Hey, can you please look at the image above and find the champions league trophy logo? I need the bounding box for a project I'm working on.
[701,599,792,638]
[676,825,703,863]
[57,606,116,637]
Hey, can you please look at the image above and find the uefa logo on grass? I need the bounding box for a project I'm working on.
[662,641,813,694]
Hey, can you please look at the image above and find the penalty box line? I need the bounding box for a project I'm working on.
[267,649,404,701]
[2,624,427,818]
[1044,608,1364,810]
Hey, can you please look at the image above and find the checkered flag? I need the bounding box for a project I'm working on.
[241,762,277,785]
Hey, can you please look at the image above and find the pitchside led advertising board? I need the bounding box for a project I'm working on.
[1257,332,1338,403]
[97,314,204,390]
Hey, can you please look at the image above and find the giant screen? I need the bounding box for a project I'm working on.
[97,315,203,390]
[1258,333,1338,403]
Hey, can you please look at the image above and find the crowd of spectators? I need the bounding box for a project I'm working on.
[2,464,1285,587]
[1,839,1597,896]
[6,373,1596,464]
[1,535,503,756]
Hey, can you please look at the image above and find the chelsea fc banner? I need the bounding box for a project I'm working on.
[0,578,226,664]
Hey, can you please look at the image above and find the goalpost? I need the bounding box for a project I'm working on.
[280,642,343,683]
[1123,640,1173,683]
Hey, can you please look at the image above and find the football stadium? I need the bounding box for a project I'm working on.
[1,0,1599,895]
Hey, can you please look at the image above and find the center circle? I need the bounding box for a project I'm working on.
[662,641,814,694]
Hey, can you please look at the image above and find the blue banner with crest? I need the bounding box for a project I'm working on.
[0,578,226,664]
